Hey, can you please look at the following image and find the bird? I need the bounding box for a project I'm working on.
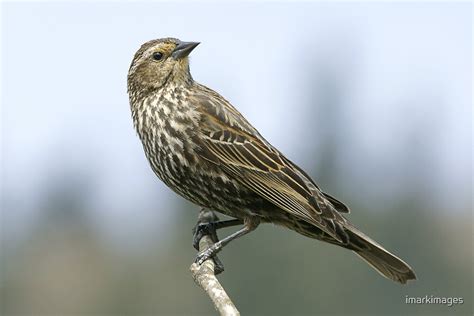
[127,37,416,284]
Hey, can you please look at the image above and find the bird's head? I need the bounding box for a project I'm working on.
[127,38,199,91]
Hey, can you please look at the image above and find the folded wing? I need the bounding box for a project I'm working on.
[191,88,349,243]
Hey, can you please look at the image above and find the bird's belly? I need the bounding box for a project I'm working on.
[143,138,269,219]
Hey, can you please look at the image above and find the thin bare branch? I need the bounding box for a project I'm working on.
[190,209,240,316]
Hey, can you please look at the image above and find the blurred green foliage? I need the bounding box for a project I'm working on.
[2,169,472,316]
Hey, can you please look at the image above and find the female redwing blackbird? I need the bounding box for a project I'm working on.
[127,38,416,284]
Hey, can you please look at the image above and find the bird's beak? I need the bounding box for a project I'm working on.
[172,41,200,60]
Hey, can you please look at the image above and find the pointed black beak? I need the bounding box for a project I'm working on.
[172,41,200,60]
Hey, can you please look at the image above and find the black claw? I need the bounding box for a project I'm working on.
[213,256,225,275]
[193,250,225,274]
[192,222,218,250]
[195,242,223,264]
[192,224,203,250]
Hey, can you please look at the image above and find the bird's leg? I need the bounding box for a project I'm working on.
[192,219,243,250]
[193,209,241,274]
[195,218,259,265]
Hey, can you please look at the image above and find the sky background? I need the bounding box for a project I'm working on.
[1,2,472,315]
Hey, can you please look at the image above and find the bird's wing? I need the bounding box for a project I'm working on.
[191,88,348,243]
[280,155,351,214]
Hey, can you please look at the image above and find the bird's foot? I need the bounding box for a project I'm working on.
[195,241,223,265]
[192,212,225,274]
[192,222,219,250]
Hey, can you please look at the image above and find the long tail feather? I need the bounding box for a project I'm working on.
[345,225,416,284]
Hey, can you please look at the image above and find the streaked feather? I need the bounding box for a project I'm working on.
[191,86,349,243]
[128,38,416,283]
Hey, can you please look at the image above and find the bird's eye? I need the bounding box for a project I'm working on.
[152,52,163,61]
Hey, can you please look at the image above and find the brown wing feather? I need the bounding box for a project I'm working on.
[191,86,348,243]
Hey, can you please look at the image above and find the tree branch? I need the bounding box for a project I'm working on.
[190,209,240,316]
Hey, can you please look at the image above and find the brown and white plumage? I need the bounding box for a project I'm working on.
[127,37,416,284]
[191,86,349,243]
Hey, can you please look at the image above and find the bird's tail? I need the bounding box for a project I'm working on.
[344,225,416,284]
